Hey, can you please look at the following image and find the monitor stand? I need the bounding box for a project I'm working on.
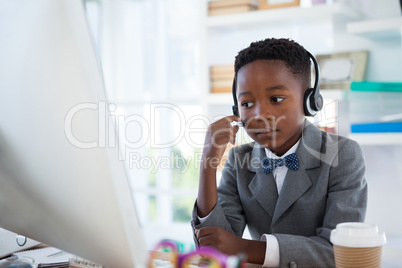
[0,227,40,258]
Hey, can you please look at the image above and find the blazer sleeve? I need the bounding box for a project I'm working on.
[191,146,247,244]
[275,138,368,267]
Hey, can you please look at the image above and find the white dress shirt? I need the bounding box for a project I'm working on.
[198,140,300,267]
[261,140,300,267]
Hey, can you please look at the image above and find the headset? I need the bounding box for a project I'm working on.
[232,51,323,118]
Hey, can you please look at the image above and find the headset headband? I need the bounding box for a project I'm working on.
[232,51,322,117]
[306,51,321,103]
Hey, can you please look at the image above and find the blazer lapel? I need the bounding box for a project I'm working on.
[271,120,323,226]
[247,144,278,219]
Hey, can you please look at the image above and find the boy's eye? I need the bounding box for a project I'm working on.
[271,97,284,103]
[241,101,254,108]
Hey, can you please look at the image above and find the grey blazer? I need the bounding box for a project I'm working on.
[191,120,368,268]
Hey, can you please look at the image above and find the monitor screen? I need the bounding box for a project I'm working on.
[0,0,147,267]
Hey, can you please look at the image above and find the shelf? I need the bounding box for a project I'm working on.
[348,133,402,145]
[321,89,402,102]
[347,17,402,39]
[207,93,233,105]
[206,3,362,29]
[321,89,347,101]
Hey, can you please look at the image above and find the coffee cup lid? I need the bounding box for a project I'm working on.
[330,222,387,247]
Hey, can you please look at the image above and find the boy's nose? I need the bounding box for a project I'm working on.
[254,103,273,121]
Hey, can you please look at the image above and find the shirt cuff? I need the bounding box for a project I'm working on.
[261,234,280,267]
[197,213,210,224]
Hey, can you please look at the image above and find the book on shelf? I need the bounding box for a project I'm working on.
[209,0,259,9]
[258,0,300,10]
[350,81,402,92]
[210,64,234,74]
[210,64,234,93]
[351,121,402,133]
[208,0,258,16]
[211,87,232,93]
[211,78,233,89]
[210,72,234,80]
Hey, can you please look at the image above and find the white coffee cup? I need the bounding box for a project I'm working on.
[330,222,386,268]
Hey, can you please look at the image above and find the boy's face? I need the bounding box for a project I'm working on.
[237,59,305,156]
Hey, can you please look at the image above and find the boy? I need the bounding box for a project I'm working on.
[191,38,367,267]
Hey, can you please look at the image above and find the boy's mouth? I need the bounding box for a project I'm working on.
[254,129,278,137]
[256,129,275,133]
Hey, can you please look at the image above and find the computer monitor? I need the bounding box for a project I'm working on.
[0,0,147,267]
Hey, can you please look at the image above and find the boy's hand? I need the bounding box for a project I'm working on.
[203,115,241,167]
[195,227,266,264]
[195,227,243,256]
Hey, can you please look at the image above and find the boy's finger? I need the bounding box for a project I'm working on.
[196,227,208,239]
[198,235,213,247]
[196,226,218,239]
[211,118,241,130]
[225,115,242,122]
[213,116,242,127]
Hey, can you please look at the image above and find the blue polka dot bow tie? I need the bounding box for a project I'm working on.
[261,153,299,174]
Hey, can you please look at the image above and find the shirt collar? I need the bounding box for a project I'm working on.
[264,139,300,159]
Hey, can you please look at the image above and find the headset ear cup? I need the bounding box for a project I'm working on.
[303,88,314,116]
[305,51,322,116]
[313,93,323,112]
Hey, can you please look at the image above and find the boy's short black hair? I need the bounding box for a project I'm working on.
[234,38,311,89]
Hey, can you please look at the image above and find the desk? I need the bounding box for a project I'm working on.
[0,245,101,268]
[1,245,263,268]
[151,251,262,268]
